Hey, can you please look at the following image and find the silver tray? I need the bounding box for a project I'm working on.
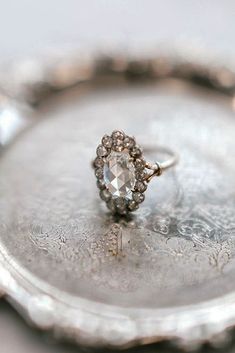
[0,51,235,349]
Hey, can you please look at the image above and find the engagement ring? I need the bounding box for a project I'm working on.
[93,130,178,215]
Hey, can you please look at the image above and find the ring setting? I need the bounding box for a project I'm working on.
[93,130,177,215]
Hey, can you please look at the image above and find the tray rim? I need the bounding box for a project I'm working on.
[1,240,235,348]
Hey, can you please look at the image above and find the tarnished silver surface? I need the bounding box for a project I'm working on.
[0,51,235,348]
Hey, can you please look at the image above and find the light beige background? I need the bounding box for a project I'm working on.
[0,1,235,352]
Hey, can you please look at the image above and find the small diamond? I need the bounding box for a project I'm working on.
[133,192,145,203]
[93,157,104,168]
[135,158,145,170]
[136,169,148,180]
[116,139,123,146]
[128,200,139,211]
[115,197,126,207]
[113,140,124,152]
[123,137,135,149]
[107,199,116,212]
[97,179,106,190]
[112,130,124,140]
[104,150,135,199]
[100,189,111,201]
[115,198,127,214]
[102,135,112,148]
[95,168,103,179]
[130,146,142,157]
[112,131,125,152]
[135,181,147,192]
[97,144,108,157]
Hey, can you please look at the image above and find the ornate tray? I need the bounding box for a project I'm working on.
[0,49,235,349]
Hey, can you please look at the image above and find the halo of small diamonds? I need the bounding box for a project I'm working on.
[93,130,148,215]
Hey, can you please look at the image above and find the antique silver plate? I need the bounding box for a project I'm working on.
[0,51,235,348]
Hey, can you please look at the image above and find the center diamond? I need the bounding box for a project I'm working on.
[104,151,135,199]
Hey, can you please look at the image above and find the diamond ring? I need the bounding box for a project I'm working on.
[93,130,179,215]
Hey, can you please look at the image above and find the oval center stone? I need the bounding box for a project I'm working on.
[104,151,135,199]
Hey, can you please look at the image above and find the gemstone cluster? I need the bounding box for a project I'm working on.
[93,130,148,214]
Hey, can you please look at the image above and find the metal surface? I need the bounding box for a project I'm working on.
[0,52,235,348]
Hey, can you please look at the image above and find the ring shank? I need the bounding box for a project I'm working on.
[158,147,179,171]
[143,145,179,181]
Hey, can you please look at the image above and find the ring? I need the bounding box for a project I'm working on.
[93,130,179,215]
